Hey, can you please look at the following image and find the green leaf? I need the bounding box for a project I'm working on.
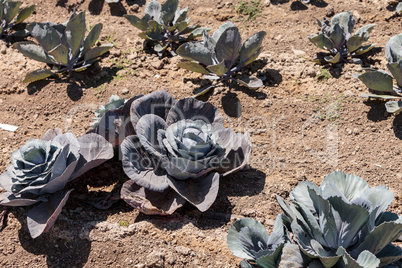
[355,70,394,93]
[215,27,242,68]
[240,260,254,268]
[385,34,402,63]
[0,24,4,35]
[227,218,269,260]
[138,32,148,40]
[176,20,188,33]
[160,0,178,25]
[186,27,208,39]
[212,21,234,42]
[360,93,400,100]
[385,100,402,114]
[238,76,263,89]
[330,24,345,48]
[376,244,402,266]
[347,35,364,53]
[353,43,376,56]
[154,43,168,53]
[83,23,102,55]
[351,220,402,257]
[14,41,54,64]
[308,33,334,51]
[84,44,113,61]
[176,42,213,66]
[144,0,161,22]
[124,15,148,31]
[15,4,36,24]
[180,24,200,35]
[193,84,216,98]
[65,11,86,59]
[3,1,21,23]
[337,247,380,268]
[397,2,402,14]
[387,62,402,87]
[177,61,209,74]
[240,31,266,67]
[206,60,227,76]
[354,24,375,41]
[256,244,284,268]
[173,6,188,24]
[0,3,3,21]
[324,52,341,64]
[27,23,61,52]
[145,20,163,40]
[23,69,55,83]
[48,44,69,65]
[331,11,355,34]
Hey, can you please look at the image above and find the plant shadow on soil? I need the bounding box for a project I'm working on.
[134,168,266,231]
[270,0,328,9]
[363,100,402,140]
[26,65,123,101]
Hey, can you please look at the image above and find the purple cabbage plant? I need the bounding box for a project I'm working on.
[95,90,252,215]
[0,128,113,238]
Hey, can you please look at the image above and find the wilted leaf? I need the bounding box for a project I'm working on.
[324,52,341,64]
[360,93,400,100]
[84,44,113,61]
[48,44,69,65]
[206,60,228,76]
[238,76,263,89]
[23,69,55,83]
[353,43,376,56]
[177,61,209,74]
[385,101,402,114]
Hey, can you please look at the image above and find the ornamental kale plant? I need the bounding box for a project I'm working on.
[124,0,209,56]
[356,34,402,114]
[14,11,113,83]
[176,21,266,97]
[110,91,251,214]
[308,11,376,64]
[226,215,308,268]
[0,129,113,238]
[0,0,35,38]
[277,171,402,268]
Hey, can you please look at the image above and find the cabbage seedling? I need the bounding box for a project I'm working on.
[0,129,113,238]
[176,21,266,97]
[0,0,35,38]
[14,11,113,83]
[309,11,376,64]
[124,0,209,56]
[277,171,402,267]
[356,34,402,114]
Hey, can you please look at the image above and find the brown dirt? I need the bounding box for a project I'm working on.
[0,0,401,267]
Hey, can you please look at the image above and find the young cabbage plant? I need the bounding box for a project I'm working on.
[124,0,209,56]
[110,91,252,215]
[13,11,113,83]
[227,215,312,268]
[0,128,113,238]
[356,34,402,114]
[176,21,266,97]
[0,0,36,38]
[308,11,376,64]
[90,94,144,147]
[277,171,402,268]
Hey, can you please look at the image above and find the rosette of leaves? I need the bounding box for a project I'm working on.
[0,128,114,238]
[277,171,402,268]
[0,0,35,38]
[308,11,376,64]
[118,90,252,215]
[356,34,402,114]
[13,11,113,83]
[124,0,209,56]
[91,95,126,129]
[227,215,313,268]
[91,94,144,147]
[176,21,266,97]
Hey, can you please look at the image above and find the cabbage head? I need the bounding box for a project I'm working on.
[118,90,252,214]
[277,171,402,268]
[0,128,113,238]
